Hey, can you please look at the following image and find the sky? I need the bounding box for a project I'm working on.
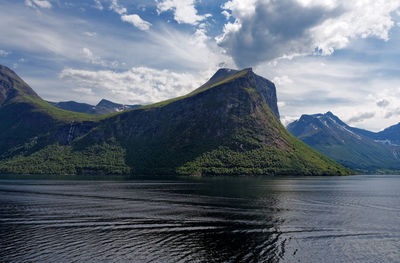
[1,0,400,131]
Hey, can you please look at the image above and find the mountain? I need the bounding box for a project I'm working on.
[287,112,400,172]
[351,122,400,146]
[95,99,141,114]
[48,99,140,115]
[47,100,94,113]
[0,65,101,156]
[0,65,350,176]
[374,123,400,145]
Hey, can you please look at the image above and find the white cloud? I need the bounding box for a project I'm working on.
[222,0,257,18]
[312,0,400,56]
[0,49,9,56]
[157,0,211,25]
[0,9,92,59]
[0,5,147,71]
[281,115,298,127]
[217,0,400,66]
[84,31,97,37]
[25,0,52,9]
[24,0,34,8]
[144,25,234,72]
[273,75,293,86]
[121,14,152,31]
[82,47,95,61]
[59,67,207,105]
[73,87,93,95]
[347,112,375,124]
[109,0,126,15]
[377,99,390,108]
[221,10,231,20]
[93,0,103,10]
[81,47,118,68]
[384,108,400,119]
[277,101,286,107]
[108,0,151,31]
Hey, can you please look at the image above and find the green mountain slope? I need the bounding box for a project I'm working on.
[0,65,98,142]
[287,112,400,172]
[0,65,351,176]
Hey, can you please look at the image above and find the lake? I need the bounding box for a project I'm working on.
[1,175,400,262]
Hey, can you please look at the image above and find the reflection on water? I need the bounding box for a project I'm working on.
[1,175,400,262]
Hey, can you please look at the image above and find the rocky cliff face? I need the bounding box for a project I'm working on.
[196,68,280,119]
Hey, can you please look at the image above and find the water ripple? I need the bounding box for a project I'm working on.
[1,175,400,262]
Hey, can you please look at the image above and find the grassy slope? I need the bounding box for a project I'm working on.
[17,95,103,122]
[315,141,400,172]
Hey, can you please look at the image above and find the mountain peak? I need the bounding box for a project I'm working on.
[213,68,238,75]
[0,64,40,106]
[96,99,118,107]
[213,67,252,76]
[295,112,346,130]
[172,68,279,119]
[0,65,15,76]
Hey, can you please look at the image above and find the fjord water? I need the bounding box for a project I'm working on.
[1,175,400,262]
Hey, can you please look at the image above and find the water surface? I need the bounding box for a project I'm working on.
[1,175,400,262]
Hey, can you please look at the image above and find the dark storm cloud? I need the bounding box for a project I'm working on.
[217,0,343,67]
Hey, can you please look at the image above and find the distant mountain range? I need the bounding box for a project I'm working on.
[287,112,400,173]
[48,99,141,115]
[361,123,400,146]
[0,64,350,176]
